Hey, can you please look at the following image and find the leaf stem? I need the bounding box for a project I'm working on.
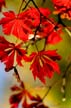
[65,28,71,37]
[42,86,52,101]
[18,0,24,14]
[13,66,21,82]
[41,80,60,101]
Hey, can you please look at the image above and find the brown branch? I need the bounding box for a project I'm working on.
[41,62,71,102]
[18,0,24,15]
[22,0,31,10]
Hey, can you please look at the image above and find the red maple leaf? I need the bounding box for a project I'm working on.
[0,7,51,41]
[0,11,33,41]
[0,0,5,11]
[26,8,62,44]
[52,0,71,20]
[22,7,51,28]
[22,95,48,108]
[9,83,24,108]
[0,36,27,71]
[37,20,62,44]
[10,83,48,108]
[0,7,61,44]
[26,50,61,83]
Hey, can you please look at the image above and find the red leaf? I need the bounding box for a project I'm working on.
[37,20,62,44]
[10,84,48,108]
[10,92,23,104]
[52,0,71,20]
[0,36,27,72]
[27,50,61,83]
[5,51,15,72]
[0,8,51,41]
[0,11,33,41]
[47,31,62,44]
[42,50,61,60]
[22,95,49,108]
[11,103,18,108]
[15,46,26,66]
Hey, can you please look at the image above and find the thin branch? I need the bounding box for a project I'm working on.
[13,66,21,82]
[13,64,24,88]
[42,86,52,101]
[39,62,71,102]
[62,62,71,78]
[31,0,56,26]
[22,0,31,10]
[18,0,24,15]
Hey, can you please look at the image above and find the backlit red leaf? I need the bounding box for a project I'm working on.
[0,36,27,72]
[27,50,61,83]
